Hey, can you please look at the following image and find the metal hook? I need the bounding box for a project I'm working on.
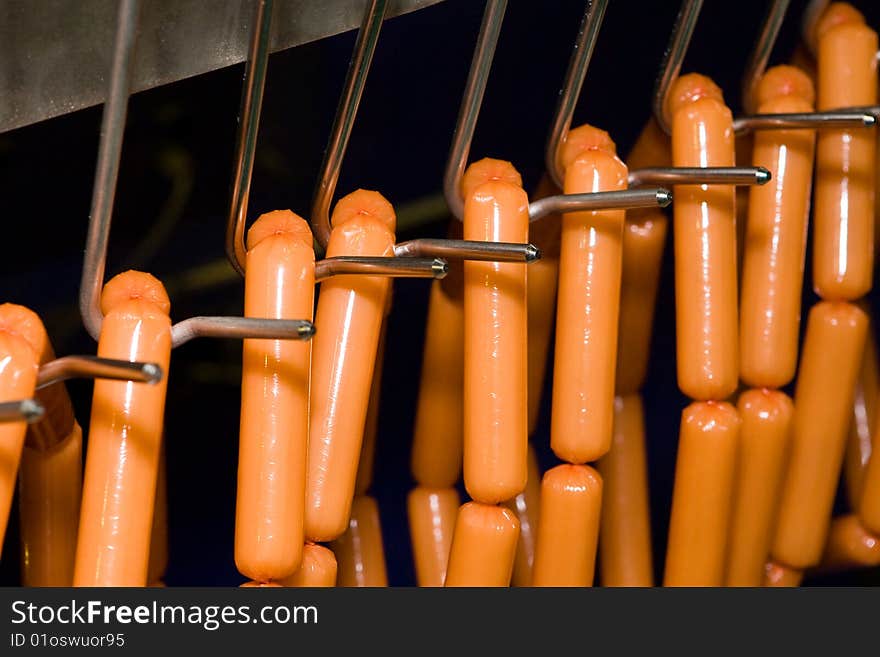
[544,0,609,190]
[80,0,141,342]
[314,256,448,282]
[311,0,388,248]
[442,0,508,220]
[0,400,44,424]
[628,166,771,187]
[226,0,274,277]
[741,0,791,115]
[78,0,315,348]
[528,188,672,223]
[36,355,163,389]
[653,0,703,136]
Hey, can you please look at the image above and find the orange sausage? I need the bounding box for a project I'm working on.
[663,401,740,586]
[410,271,464,488]
[331,495,388,587]
[281,543,338,587]
[740,67,816,388]
[19,427,82,587]
[771,302,867,569]
[508,444,541,587]
[844,317,879,504]
[726,389,793,586]
[551,126,627,463]
[74,271,172,586]
[763,561,804,587]
[597,394,654,587]
[240,581,282,588]
[669,74,738,401]
[527,176,561,434]
[818,514,880,573]
[444,501,519,587]
[306,190,395,542]
[0,304,81,586]
[355,301,389,496]
[812,6,877,300]
[616,119,670,395]
[0,331,38,556]
[532,464,602,586]
[147,443,168,586]
[407,486,459,587]
[236,211,315,581]
[615,213,668,395]
[461,159,528,503]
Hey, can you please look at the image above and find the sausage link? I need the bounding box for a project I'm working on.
[844,314,879,504]
[818,514,880,573]
[74,271,172,586]
[444,502,519,587]
[281,543,337,587]
[331,495,388,587]
[407,486,459,587]
[508,445,541,587]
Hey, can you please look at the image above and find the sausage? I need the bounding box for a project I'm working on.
[771,302,867,569]
[508,445,541,587]
[726,389,793,587]
[444,501,519,587]
[281,543,338,587]
[551,125,628,463]
[812,5,877,300]
[615,212,668,395]
[0,330,39,555]
[74,271,172,586]
[410,273,464,488]
[669,74,738,401]
[306,190,395,542]
[355,299,390,496]
[818,514,880,573]
[331,495,388,587]
[147,442,168,586]
[18,427,82,586]
[407,486,459,587]
[240,581,282,588]
[527,176,561,435]
[531,464,602,586]
[236,210,315,581]
[616,114,670,396]
[597,394,654,586]
[0,304,80,586]
[740,66,816,389]
[844,316,878,505]
[663,401,740,586]
[763,561,803,587]
[461,158,528,503]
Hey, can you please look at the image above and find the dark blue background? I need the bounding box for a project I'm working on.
[1,0,878,586]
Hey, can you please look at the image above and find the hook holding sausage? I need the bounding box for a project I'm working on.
[36,355,163,389]
[528,188,671,223]
[314,256,448,282]
[629,166,771,187]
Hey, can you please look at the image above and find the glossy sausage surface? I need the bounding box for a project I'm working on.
[532,464,602,587]
[147,443,168,586]
[664,401,740,586]
[407,486,459,587]
[813,7,877,300]
[726,389,793,587]
[552,126,627,463]
[856,391,880,535]
[462,159,528,503]
[597,394,653,586]
[237,210,315,581]
[281,543,337,587]
[306,190,394,542]
[355,300,389,496]
[763,561,803,587]
[410,275,463,488]
[0,330,39,555]
[444,501,519,587]
[772,302,867,569]
[331,495,388,587]
[740,67,816,388]
[74,271,172,586]
[670,74,738,401]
